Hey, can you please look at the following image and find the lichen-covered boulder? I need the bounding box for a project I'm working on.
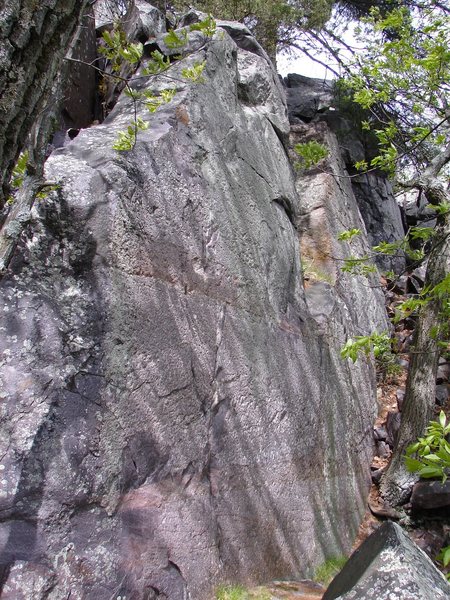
[323,521,450,599]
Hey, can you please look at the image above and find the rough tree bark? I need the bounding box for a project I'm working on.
[381,148,450,506]
[0,0,88,205]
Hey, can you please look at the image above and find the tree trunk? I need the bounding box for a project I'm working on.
[380,185,450,505]
[0,0,88,206]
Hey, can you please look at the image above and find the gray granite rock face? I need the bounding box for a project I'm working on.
[0,20,388,600]
[323,521,450,600]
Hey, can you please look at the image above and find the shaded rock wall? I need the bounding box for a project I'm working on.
[285,76,406,274]
[0,14,389,600]
[290,121,389,331]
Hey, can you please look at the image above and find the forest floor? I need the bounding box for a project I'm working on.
[351,272,450,581]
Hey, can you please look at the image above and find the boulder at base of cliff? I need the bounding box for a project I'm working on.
[323,521,450,599]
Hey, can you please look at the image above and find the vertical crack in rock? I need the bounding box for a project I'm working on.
[211,304,227,411]
[272,197,296,228]
[203,303,227,567]
[237,155,273,191]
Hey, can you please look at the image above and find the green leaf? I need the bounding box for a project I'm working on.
[143,50,171,75]
[422,454,442,463]
[11,150,29,189]
[404,456,423,473]
[440,546,450,567]
[181,61,206,83]
[337,228,361,242]
[189,15,216,37]
[372,241,401,255]
[119,41,143,64]
[294,141,328,169]
[354,160,368,171]
[406,442,420,455]
[164,28,188,49]
[408,226,434,242]
[426,201,450,215]
[418,465,443,478]
[112,117,148,151]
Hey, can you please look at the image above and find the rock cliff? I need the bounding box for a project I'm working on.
[0,7,399,599]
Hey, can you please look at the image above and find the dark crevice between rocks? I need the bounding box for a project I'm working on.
[272,197,296,229]
[270,120,290,154]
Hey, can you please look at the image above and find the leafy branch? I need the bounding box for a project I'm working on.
[95,17,216,151]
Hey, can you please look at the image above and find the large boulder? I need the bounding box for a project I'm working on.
[411,480,450,512]
[0,14,387,600]
[323,521,450,599]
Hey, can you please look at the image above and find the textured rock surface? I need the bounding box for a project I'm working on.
[0,0,89,203]
[285,76,405,273]
[285,74,334,123]
[0,16,388,600]
[323,521,450,599]
[411,481,450,511]
[290,121,389,332]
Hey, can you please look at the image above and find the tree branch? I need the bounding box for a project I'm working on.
[0,176,42,276]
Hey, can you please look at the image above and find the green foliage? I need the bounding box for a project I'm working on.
[427,201,450,216]
[99,26,143,72]
[112,117,149,151]
[215,585,271,600]
[341,331,400,376]
[405,411,450,483]
[392,273,450,339]
[372,240,401,256]
[10,151,29,190]
[36,184,60,200]
[354,159,368,171]
[438,546,450,568]
[341,255,376,277]
[314,556,347,585]
[188,14,217,37]
[6,151,59,205]
[337,228,361,242]
[294,140,328,169]
[341,3,450,176]
[142,50,171,76]
[406,411,450,580]
[164,28,188,49]
[371,225,436,262]
[437,545,450,581]
[340,331,391,363]
[142,88,177,112]
[408,226,435,243]
[215,585,248,600]
[171,0,333,56]
[6,151,29,204]
[392,296,427,323]
[181,61,206,83]
[106,16,216,152]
